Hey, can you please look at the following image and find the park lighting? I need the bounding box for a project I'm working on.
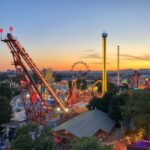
[26,94,30,98]
[65,108,69,112]
[17,99,20,102]
[56,107,61,112]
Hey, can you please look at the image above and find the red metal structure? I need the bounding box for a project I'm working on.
[146,79,150,89]
[132,71,140,88]
[2,33,68,124]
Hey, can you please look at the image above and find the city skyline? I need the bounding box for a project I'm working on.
[0,0,150,71]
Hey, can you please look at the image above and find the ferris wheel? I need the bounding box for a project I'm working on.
[71,61,90,77]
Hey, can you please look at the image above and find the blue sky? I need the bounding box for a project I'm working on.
[0,0,150,70]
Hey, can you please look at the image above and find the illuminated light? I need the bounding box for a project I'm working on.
[9,26,13,33]
[65,108,69,112]
[26,94,30,98]
[0,29,3,33]
[17,99,20,102]
[56,107,61,112]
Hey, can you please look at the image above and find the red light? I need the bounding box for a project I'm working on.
[9,26,13,32]
[0,29,3,33]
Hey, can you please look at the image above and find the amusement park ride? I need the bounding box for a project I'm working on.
[2,32,69,124]
[0,29,99,125]
[67,61,91,106]
[0,29,108,125]
[1,28,150,125]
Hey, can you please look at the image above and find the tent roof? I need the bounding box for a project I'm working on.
[53,110,115,138]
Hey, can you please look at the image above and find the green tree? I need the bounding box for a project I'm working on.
[80,79,87,90]
[54,73,62,82]
[87,92,129,123]
[72,137,113,150]
[11,122,56,150]
[0,96,12,125]
[11,87,20,97]
[107,82,117,95]
[108,93,128,122]
[0,83,20,98]
[68,80,72,90]
[122,90,150,136]
[87,93,112,113]
[0,84,12,98]
[94,81,117,94]
[11,122,38,150]
[35,126,56,150]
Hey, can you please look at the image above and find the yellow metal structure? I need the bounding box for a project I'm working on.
[93,80,102,86]
[102,32,108,93]
[92,80,102,92]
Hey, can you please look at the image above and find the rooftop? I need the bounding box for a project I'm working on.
[53,109,115,138]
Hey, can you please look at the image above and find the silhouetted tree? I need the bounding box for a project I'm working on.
[0,96,12,125]
[11,122,56,150]
[121,90,150,136]
[109,93,128,122]
[87,93,112,113]
[72,137,113,150]
[0,84,12,98]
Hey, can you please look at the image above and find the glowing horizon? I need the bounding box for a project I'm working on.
[0,0,150,71]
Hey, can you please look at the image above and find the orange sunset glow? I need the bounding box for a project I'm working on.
[0,0,150,71]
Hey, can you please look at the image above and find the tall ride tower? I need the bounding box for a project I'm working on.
[117,45,120,87]
[102,32,108,93]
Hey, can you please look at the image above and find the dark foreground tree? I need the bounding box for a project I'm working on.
[0,96,12,126]
[71,137,113,150]
[11,122,56,150]
[0,84,12,98]
[122,90,150,136]
[109,93,128,122]
[35,126,56,150]
[94,81,117,95]
[87,93,112,113]
[87,92,129,125]
[0,83,20,98]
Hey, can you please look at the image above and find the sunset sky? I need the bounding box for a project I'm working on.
[0,0,150,71]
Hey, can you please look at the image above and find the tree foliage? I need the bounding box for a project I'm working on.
[87,92,129,123]
[0,96,12,125]
[87,93,112,113]
[54,73,63,82]
[0,83,20,98]
[121,90,150,136]
[34,126,56,150]
[71,137,113,150]
[107,82,118,95]
[95,81,117,94]
[76,78,87,90]
[109,93,128,122]
[0,84,12,98]
[88,89,150,137]
[11,122,56,150]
